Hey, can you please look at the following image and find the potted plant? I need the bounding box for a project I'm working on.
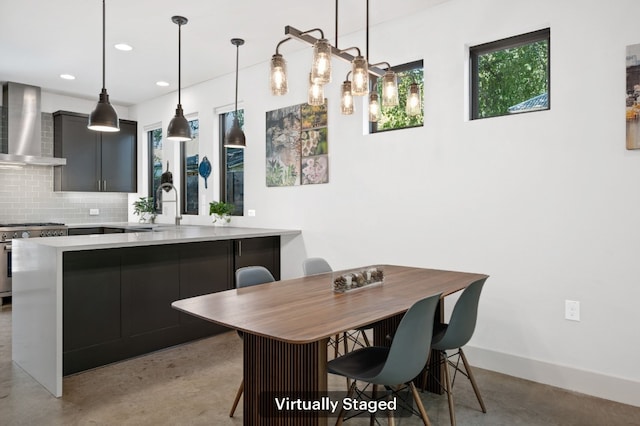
[209,201,235,225]
[133,197,156,224]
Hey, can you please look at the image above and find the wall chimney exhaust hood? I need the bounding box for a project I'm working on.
[0,82,66,166]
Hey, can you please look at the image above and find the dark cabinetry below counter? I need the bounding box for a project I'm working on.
[233,236,281,287]
[53,111,137,192]
[62,236,280,375]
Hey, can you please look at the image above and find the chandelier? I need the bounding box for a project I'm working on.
[269,0,420,121]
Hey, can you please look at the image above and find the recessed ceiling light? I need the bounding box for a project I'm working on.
[114,43,133,51]
[60,74,76,80]
[156,81,170,87]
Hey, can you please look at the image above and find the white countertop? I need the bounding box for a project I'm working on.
[14,225,301,252]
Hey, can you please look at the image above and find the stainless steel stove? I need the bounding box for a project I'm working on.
[1,223,69,299]
[0,223,68,241]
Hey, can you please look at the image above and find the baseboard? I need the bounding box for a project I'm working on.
[463,346,640,408]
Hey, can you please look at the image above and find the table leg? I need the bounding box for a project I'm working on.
[243,333,329,425]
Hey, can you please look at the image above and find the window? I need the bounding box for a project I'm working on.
[470,28,550,120]
[370,60,424,134]
[181,119,200,215]
[148,127,164,213]
[219,110,244,216]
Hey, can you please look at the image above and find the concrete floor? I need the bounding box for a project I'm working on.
[1,303,639,425]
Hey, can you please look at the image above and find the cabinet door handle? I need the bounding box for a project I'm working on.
[103,180,107,191]
[97,180,101,191]
[238,240,242,256]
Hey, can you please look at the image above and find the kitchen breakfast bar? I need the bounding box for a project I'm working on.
[11,225,300,397]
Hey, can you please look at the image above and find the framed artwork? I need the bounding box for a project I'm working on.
[626,43,640,149]
[266,101,328,186]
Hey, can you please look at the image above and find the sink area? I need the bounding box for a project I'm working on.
[126,224,183,232]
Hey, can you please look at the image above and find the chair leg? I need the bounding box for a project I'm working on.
[334,334,340,358]
[370,384,378,426]
[409,381,431,426]
[361,329,371,347]
[386,394,396,426]
[229,378,244,417]
[336,380,357,426]
[459,348,486,413]
[442,352,456,426]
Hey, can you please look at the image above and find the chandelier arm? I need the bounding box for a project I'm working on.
[300,28,325,39]
[369,62,391,71]
[275,37,292,55]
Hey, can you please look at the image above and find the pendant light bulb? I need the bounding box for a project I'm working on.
[351,55,369,96]
[406,82,422,117]
[88,0,119,132]
[225,38,246,148]
[167,16,192,141]
[381,70,399,107]
[340,80,354,115]
[311,38,332,84]
[308,73,325,106]
[270,53,288,96]
[369,92,381,122]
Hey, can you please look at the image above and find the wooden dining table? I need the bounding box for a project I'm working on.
[171,264,488,425]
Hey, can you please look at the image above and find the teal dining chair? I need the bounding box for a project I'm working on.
[425,277,488,426]
[229,266,275,417]
[328,293,442,425]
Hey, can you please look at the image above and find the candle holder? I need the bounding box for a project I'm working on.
[333,266,384,293]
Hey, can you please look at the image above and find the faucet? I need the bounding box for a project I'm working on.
[156,183,182,226]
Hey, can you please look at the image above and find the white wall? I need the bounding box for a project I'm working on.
[129,0,640,406]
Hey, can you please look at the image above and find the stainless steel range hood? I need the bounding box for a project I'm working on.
[0,82,66,166]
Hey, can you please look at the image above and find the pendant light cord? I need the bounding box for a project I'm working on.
[335,0,339,49]
[234,43,239,118]
[365,0,369,62]
[178,22,182,106]
[102,0,106,90]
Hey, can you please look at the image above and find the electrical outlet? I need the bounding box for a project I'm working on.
[89,208,100,216]
[248,209,256,217]
[565,300,580,321]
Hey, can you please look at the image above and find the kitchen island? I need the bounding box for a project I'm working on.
[11,225,300,397]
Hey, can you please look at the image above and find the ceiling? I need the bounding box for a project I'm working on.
[0,0,448,107]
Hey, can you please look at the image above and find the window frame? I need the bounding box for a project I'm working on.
[369,59,424,134]
[147,127,163,214]
[180,118,200,216]
[219,109,244,216]
[470,27,551,120]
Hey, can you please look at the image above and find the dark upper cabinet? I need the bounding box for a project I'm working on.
[53,110,137,192]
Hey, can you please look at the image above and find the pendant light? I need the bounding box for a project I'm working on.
[369,91,381,122]
[381,69,399,107]
[351,54,369,96]
[225,38,246,148]
[406,82,422,116]
[167,16,192,142]
[88,0,119,132]
[308,73,325,106]
[311,37,332,84]
[270,38,291,96]
[340,78,354,115]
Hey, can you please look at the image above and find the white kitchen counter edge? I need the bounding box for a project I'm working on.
[20,226,301,251]
[11,226,300,397]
